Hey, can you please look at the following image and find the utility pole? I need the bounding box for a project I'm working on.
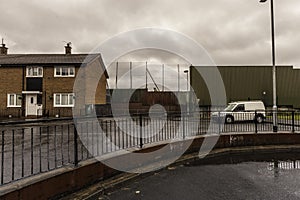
[115,62,118,89]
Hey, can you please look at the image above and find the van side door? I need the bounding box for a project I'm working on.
[233,104,245,121]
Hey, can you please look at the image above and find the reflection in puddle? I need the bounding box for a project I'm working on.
[268,160,300,178]
[185,151,300,180]
[269,160,300,170]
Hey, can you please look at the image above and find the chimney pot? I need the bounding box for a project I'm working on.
[0,43,8,55]
[65,42,72,55]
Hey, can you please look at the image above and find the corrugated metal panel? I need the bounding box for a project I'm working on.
[191,65,299,108]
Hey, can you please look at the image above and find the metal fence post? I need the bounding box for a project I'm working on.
[74,123,79,167]
[31,128,34,175]
[39,127,42,173]
[1,130,4,185]
[54,126,57,168]
[12,130,15,181]
[255,111,258,134]
[21,129,25,178]
[139,114,143,148]
[182,114,186,139]
[292,111,295,133]
[218,111,221,134]
[47,126,50,171]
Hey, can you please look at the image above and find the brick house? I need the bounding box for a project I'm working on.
[0,43,108,118]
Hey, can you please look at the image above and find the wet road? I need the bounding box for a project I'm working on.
[100,161,300,200]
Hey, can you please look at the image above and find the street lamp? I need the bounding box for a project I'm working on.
[260,0,278,132]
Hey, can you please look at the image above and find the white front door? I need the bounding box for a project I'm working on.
[26,94,42,116]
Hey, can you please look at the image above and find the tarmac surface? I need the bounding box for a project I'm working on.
[90,154,300,200]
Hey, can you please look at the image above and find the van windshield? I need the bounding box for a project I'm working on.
[224,104,236,111]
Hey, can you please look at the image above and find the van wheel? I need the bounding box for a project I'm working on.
[255,115,264,123]
[225,115,234,124]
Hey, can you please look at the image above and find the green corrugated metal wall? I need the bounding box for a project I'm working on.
[191,66,300,108]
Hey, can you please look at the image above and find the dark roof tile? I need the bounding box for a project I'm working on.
[0,54,101,65]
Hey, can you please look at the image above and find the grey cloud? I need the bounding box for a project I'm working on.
[0,0,299,67]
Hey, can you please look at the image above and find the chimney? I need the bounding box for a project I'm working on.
[65,42,72,55]
[0,39,8,55]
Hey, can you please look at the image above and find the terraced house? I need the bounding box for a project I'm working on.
[0,43,108,118]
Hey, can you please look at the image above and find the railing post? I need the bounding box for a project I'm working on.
[182,114,186,139]
[292,111,295,133]
[54,126,57,168]
[31,128,34,175]
[12,130,15,181]
[218,111,221,134]
[1,130,4,185]
[39,127,42,173]
[47,126,50,170]
[73,123,79,167]
[255,111,258,134]
[21,129,25,178]
[139,114,143,148]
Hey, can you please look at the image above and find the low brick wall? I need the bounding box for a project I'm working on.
[1,132,300,199]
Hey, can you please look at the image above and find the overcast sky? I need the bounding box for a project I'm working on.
[1,0,300,89]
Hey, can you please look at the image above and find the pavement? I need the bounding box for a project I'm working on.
[0,117,73,126]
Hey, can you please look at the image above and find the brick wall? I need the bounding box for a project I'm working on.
[0,62,107,117]
[43,65,77,115]
[0,67,24,117]
[44,64,107,116]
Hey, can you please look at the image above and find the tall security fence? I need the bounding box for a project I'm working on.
[1,110,300,185]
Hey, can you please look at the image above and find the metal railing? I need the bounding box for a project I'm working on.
[0,110,300,185]
[0,109,24,119]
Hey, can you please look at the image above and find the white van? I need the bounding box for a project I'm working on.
[212,101,266,124]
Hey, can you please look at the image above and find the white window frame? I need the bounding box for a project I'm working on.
[53,93,75,107]
[7,94,22,108]
[26,66,43,77]
[54,66,75,77]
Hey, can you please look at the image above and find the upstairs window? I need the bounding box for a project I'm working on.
[54,93,74,107]
[26,66,43,77]
[7,94,22,107]
[54,66,75,77]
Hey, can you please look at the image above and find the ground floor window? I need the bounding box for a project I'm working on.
[7,94,22,107]
[54,93,74,107]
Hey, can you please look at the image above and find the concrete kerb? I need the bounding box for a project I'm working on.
[1,132,300,199]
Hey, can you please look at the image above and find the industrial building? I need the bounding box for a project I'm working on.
[190,65,300,109]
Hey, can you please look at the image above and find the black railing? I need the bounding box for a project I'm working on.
[0,110,300,185]
[0,109,24,119]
